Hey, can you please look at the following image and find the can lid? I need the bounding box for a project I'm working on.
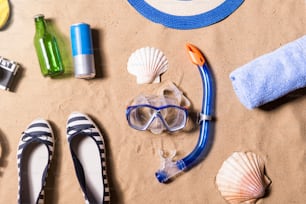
[71,22,90,27]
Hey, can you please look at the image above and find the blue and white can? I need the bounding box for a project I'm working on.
[70,23,95,79]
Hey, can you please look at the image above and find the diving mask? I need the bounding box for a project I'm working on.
[126,82,191,134]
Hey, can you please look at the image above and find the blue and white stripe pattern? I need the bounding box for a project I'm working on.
[17,119,54,204]
[66,112,110,204]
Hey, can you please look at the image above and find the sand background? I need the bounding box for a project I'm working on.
[0,0,305,203]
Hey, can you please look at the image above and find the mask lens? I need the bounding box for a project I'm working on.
[161,107,187,131]
[129,106,155,130]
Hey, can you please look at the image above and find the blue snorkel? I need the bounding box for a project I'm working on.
[155,44,214,183]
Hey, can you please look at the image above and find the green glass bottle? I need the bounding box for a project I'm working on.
[33,14,64,77]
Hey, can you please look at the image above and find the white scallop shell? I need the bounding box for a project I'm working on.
[216,152,271,204]
[127,47,168,84]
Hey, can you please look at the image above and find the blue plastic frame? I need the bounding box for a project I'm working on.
[128,0,244,30]
[126,104,188,132]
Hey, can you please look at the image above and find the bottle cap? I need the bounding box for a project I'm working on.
[33,14,45,20]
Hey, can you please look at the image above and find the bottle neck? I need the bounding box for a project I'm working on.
[34,17,47,36]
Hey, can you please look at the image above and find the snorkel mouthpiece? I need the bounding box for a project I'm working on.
[155,166,180,183]
[155,150,185,183]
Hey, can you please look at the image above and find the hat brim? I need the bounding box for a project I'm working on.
[128,0,244,30]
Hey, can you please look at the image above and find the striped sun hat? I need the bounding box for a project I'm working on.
[128,0,244,30]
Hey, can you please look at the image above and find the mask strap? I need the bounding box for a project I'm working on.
[157,81,191,108]
[131,94,150,105]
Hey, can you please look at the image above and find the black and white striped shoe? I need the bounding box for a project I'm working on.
[17,119,54,204]
[66,112,110,204]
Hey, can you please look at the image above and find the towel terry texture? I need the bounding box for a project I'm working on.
[229,35,306,109]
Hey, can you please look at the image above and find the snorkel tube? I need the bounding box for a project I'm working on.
[155,44,214,183]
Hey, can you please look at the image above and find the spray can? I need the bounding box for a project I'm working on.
[70,23,96,79]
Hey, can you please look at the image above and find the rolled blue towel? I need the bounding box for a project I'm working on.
[230,35,306,109]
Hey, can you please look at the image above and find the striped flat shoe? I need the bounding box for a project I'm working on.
[17,119,54,204]
[66,112,110,204]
